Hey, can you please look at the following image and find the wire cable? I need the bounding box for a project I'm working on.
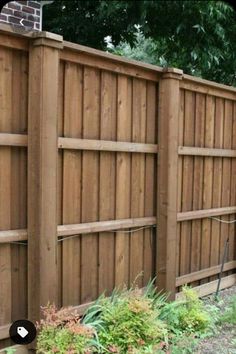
[209,216,236,224]
[58,225,156,243]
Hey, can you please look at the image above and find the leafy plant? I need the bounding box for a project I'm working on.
[160,286,211,335]
[36,283,215,353]
[83,282,168,353]
[36,304,97,354]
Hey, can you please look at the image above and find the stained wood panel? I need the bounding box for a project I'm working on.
[81,67,100,303]
[180,91,195,275]
[191,93,205,285]
[130,79,146,287]
[220,100,233,270]
[143,82,157,283]
[98,71,116,294]
[10,51,28,321]
[62,62,83,306]
[0,47,28,329]
[115,75,132,288]
[178,89,236,288]
[210,98,224,280]
[57,64,158,303]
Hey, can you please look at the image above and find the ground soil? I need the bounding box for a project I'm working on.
[196,285,236,354]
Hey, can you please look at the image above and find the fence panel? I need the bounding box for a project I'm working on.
[0,44,28,348]
[58,50,159,305]
[177,78,236,292]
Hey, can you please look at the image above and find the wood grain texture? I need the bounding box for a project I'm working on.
[176,90,185,283]
[11,51,28,321]
[28,41,59,322]
[62,62,82,306]
[157,70,182,297]
[115,75,132,288]
[143,82,157,283]
[130,78,146,287]
[190,93,205,286]
[81,67,100,303]
[0,48,12,326]
[210,98,224,280]
[200,96,215,284]
[220,100,233,274]
[180,90,195,276]
[98,71,116,295]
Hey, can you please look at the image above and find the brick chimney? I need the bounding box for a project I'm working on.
[0,1,41,31]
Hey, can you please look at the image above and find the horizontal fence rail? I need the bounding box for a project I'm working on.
[0,217,156,243]
[0,134,158,153]
[178,146,236,157]
[58,137,158,153]
[177,206,236,222]
[176,261,236,286]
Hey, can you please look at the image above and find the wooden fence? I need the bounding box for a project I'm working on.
[0,24,235,350]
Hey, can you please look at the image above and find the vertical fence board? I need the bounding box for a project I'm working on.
[221,100,233,268]
[0,48,12,326]
[180,91,195,276]
[177,90,184,282]
[230,102,236,263]
[11,51,28,320]
[210,98,224,280]
[130,79,146,287]
[81,67,100,303]
[190,93,205,286]
[115,75,132,288]
[143,82,157,283]
[62,63,83,306]
[201,96,215,284]
[98,72,116,294]
[57,61,64,308]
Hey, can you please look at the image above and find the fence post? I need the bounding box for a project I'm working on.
[157,68,183,299]
[27,32,63,322]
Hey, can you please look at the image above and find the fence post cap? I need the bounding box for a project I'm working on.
[162,67,183,80]
[32,31,63,49]
[32,31,63,42]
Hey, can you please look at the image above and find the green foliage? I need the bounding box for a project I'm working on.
[44,0,236,85]
[83,284,168,353]
[160,286,211,335]
[36,304,97,353]
[105,25,159,65]
[36,283,216,353]
[43,0,140,49]
[220,296,236,324]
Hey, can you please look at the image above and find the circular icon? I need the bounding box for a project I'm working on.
[9,319,37,345]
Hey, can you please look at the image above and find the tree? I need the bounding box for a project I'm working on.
[43,1,236,85]
[43,0,140,49]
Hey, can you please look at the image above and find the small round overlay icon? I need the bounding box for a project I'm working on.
[9,320,37,345]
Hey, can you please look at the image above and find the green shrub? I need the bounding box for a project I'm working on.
[84,285,168,353]
[36,304,96,354]
[36,284,214,353]
[160,286,211,335]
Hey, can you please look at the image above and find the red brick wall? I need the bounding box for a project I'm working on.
[0,1,41,30]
